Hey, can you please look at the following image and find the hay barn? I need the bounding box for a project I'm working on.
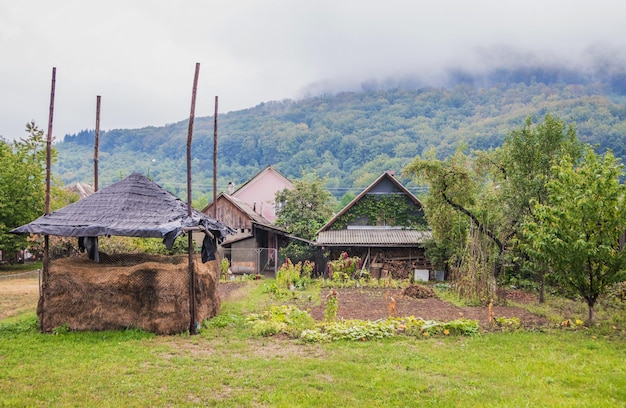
[11,173,233,334]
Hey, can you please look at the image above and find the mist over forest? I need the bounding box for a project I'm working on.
[55,57,626,206]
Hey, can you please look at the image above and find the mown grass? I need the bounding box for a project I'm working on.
[1,280,625,407]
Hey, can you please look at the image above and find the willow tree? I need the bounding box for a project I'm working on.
[522,147,626,324]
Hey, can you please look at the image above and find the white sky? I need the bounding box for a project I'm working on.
[1,0,625,141]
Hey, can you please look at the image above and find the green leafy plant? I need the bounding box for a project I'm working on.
[276,258,301,289]
[324,289,339,322]
[247,305,316,338]
[321,319,398,341]
[493,317,522,331]
[328,252,362,282]
[401,316,480,337]
[299,316,480,343]
[275,258,314,291]
[220,258,230,276]
[330,194,426,230]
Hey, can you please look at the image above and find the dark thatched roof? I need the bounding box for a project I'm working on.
[11,173,233,245]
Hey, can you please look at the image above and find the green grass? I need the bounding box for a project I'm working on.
[0,261,42,274]
[1,280,625,407]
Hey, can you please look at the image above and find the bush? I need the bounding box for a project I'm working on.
[247,305,316,338]
[276,259,314,290]
[327,252,363,282]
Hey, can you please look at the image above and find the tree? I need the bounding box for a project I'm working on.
[275,175,334,261]
[0,122,51,260]
[405,147,505,300]
[482,115,584,300]
[404,115,585,302]
[522,147,626,323]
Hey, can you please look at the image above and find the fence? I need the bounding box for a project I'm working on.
[37,237,221,334]
[221,247,278,277]
[0,268,40,283]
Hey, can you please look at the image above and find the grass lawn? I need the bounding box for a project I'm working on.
[1,280,625,407]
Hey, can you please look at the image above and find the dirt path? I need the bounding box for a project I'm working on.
[0,275,39,319]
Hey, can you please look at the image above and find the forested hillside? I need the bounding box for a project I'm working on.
[55,66,626,206]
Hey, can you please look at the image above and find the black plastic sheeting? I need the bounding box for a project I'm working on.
[11,174,233,249]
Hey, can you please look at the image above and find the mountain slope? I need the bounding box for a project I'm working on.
[55,75,626,205]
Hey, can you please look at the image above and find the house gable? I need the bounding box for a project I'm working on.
[230,166,293,223]
[318,171,426,233]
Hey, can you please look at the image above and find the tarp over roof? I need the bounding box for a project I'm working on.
[11,173,233,246]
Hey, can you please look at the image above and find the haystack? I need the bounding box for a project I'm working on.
[41,253,220,334]
[11,174,234,334]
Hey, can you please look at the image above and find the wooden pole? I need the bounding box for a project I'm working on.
[45,68,55,215]
[187,63,200,335]
[94,95,101,192]
[42,67,56,332]
[213,96,218,219]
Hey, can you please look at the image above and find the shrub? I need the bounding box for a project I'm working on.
[276,258,314,290]
[327,252,363,282]
[247,305,316,338]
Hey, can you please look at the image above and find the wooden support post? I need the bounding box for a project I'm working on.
[187,63,200,334]
[213,96,218,219]
[42,67,56,332]
[94,95,101,191]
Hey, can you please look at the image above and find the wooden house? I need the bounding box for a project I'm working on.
[202,166,293,276]
[316,171,434,280]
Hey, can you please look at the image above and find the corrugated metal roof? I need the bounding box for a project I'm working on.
[316,229,432,247]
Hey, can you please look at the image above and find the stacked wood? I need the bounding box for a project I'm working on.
[385,260,412,280]
[382,258,431,280]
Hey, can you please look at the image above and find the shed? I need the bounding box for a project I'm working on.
[316,171,433,280]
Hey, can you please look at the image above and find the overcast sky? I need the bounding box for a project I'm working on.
[1,0,625,141]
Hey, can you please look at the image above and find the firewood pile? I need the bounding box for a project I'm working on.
[381,258,430,280]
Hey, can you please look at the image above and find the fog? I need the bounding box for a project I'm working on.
[1,0,625,141]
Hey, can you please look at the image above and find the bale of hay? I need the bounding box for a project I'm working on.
[38,253,220,334]
[402,284,436,299]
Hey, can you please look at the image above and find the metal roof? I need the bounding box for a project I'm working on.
[316,228,432,247]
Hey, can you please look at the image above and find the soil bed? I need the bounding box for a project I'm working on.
[302,287,547,330]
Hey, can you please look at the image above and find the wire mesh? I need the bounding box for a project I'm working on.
[41,236,218,334]
[221,247,278,277]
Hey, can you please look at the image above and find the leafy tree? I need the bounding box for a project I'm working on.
[0,122,51,261]
[481,115,584,299]
[522,147,626,324]
[405,116,585,301]
[405,148,505,300]
[275,175,334,261]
